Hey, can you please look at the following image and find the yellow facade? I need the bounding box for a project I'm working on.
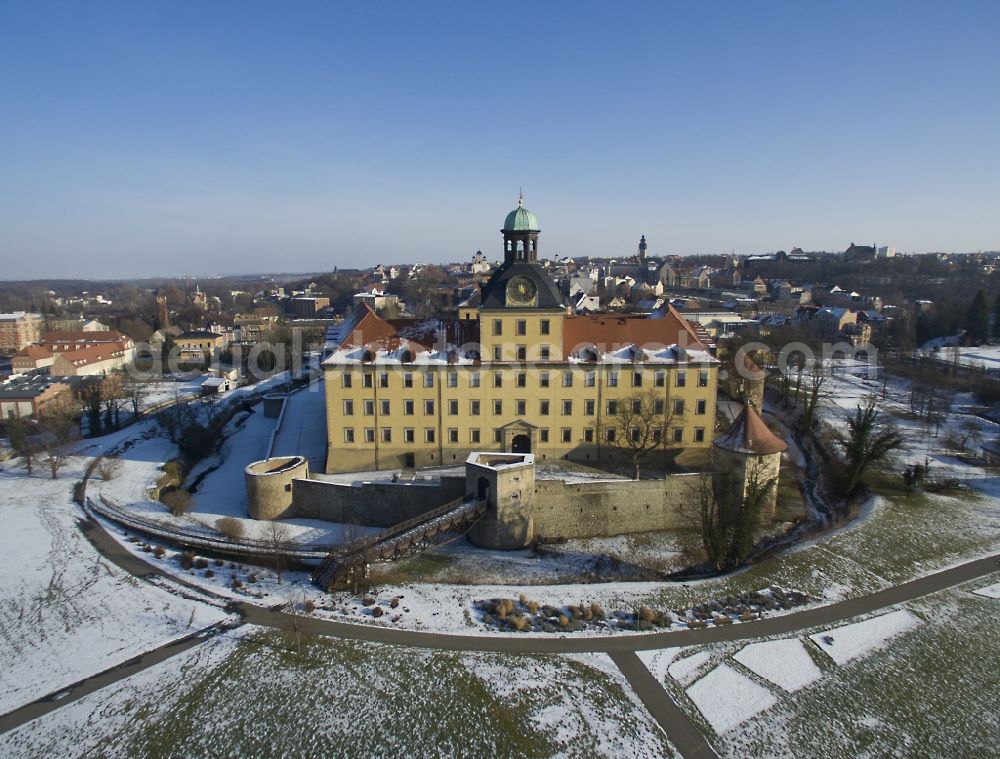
[323,360,716,472]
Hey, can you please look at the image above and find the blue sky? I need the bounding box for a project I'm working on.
[1,1,998,279]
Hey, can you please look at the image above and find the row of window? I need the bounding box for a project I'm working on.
[342,397,709,417]
[341,369,710,390]
[492,318,551,336]
[343,427,708,444]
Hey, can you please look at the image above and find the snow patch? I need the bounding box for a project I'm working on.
[733,639,822,692]
[809,610,920,665]
[686,664,777,734]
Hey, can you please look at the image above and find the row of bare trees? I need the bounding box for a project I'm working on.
[6,399,79,479]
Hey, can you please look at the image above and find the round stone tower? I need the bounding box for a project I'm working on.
[713,404,787,518]
[245,456,309,520]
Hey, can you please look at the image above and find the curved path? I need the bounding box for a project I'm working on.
[2,510,989,758]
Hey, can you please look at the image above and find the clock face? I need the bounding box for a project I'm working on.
[506,275,537,305]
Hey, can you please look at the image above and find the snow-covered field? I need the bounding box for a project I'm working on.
[809,609,920,665]
[685,664,777,735]
[732,639,821,692]
[0,626,678,759]
[0,458,230,714]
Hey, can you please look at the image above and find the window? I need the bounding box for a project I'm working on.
[493,346,502,361]
[424,400,435,415]
[674,399,685,415]
[516,345,526,361]
[607,371,618,387]
[654,399,665,414]
[672,427,683,443]
[540,400,550,416]
[448,399,458,415]
[562,428,572,443]
[516,372,526,387]
[447,372,458,388]
[585,399,595,415]
[653,429,662,443]
[585,371,596,387]
[676,371,687,388]
[448,428,458,443]
[379,372,389,388]
[424,372,434,388]
[606,428,616,442]
[470,371,480,388]
[470,429,481,444]
[562,371,573,388]
[344,428,355,443]
[492,319,502,336]
[342,373,352,388]
[539,372,550,388]
[404,428,415,443]
[364,428,375,443]
[540,428,549,443]
[381,427,392,443]
[633,371,643,387]
[364,400,375,416]
[696,399,707,415]
[654,370,665,387]
[493,400,503,415]
[698,370,709,388]
[516,319,526,336]
[494,429,503,443]
[540,319,550,335]
[607,400,618,415]
[562,400,573,415]
[540,345,551,360]
[694,428,705,442]
[403,372,413,388]
[343,400,354,415]
[403,400,414,415]
[380,400,391,415]
[516,399,526,415]
[470,400,480,416]
[363,373,373,388]
[425,428,435,443]
[584,428,594,443]
[629,399,640,414]
[493,372,503,388]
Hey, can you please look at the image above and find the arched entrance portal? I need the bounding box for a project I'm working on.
[511,434,531,454]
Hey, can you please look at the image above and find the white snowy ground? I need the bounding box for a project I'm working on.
[268,377,327,470]
[0,457,230,714]
[0,626,679,759]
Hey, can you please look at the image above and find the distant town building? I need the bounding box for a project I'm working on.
[0,376,72,418]
[0,312,43,353]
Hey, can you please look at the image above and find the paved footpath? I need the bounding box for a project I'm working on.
[3,514,997,759]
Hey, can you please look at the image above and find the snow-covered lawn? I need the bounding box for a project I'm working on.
[809,609,920,666]
[0,459,230,714]
[732,639,821,692]
[0,627,678,759]
[686,664,777,735]
[667,651,712,684]
[972,581,1000,599]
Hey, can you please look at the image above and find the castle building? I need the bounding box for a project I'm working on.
[322,197,719,473]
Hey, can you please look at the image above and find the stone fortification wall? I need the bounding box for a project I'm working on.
[531,474,707,540]
[290,476,466,526]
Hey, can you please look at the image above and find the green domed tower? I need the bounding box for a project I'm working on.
[502,192,540,264]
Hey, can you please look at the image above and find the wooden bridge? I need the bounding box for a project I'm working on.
[312,497,488,591]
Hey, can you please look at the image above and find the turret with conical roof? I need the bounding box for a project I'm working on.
[713,404,786,518]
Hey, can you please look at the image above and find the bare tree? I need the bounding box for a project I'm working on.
[123,374,148,419]
[100,374,127,431]
[6,416,38,475]
[698,459,777,571]
[262,520,293,583]
[216,516,245,541]
[799,362,829,433]
[155,391,193,443]
[38,400,79,479]
[600,388,677,479]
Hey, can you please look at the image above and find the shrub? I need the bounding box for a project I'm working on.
[527,600,540,614]
[638,605,656,623]
[509,614,529,632]
[216,517,245,541]
[194,557,209,570]
[162,488,194,516]
[558,614,569,627]
[590,602,605,620]
[153,546,165,558]
[163,460,183,482]
[96,457,123,481]
[389,598,399,609]
[141,544,152,553]
[518,593,528,605]
[494,598,515,619]
[205,569,215,578]
[179,551,195,570]
[247,574,257,583]
[214,558,224,566]
[372,606,384,618]
[362,596,376,606]
[304,600,316,613]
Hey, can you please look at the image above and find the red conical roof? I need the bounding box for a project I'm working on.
[714,404,788,455]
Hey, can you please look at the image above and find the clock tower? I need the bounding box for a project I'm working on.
[477,194,568,363]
